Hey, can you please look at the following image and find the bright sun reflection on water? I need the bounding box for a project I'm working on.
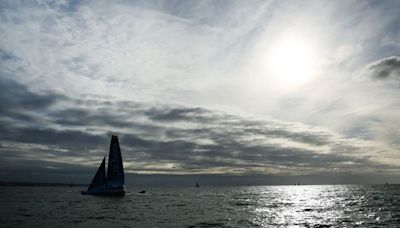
[249,185,381,227]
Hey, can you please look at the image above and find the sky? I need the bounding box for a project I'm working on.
[1,0,400,186]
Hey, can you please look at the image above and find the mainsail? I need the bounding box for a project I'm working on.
[88,156,106,191]
[107,135,125,188]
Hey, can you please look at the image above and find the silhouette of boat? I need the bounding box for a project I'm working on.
[82,135,125,196]
[195,182,200,187]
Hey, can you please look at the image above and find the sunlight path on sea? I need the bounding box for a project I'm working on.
[247,185,395,227]
[250,186,347,226]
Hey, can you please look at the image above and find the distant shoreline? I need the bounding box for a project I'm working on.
[0,181,86,187]
[0,181,397,187]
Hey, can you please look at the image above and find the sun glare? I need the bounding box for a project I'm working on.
[267,37,318,87]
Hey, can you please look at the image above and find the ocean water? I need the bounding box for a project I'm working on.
[1,185,400,227]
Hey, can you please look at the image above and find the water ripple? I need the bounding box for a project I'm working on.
[1,185,400,227]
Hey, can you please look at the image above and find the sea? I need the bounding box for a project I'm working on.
[1,185,400,227]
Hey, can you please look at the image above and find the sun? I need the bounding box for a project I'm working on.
[267,37,318,86]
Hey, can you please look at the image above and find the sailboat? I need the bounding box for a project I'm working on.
[82,135,125,196]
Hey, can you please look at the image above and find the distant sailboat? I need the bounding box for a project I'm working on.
[82,135,125,196]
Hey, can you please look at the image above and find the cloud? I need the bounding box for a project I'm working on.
[0,77,57,111]
[366,56,400,81]
[1,0,400,184]
[0,76,62,125]
[0,77,395,178]
[145,107,208,122]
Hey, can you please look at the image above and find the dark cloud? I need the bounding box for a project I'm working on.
[367,56,400,81]
[50,108,131,128]
[0,122,105,148]
[0,77,58,112]
[0,77,64,126]
[145,107,208,122]
[0,79,392,182]
[129,137,353,170]
[0,78,104,149]
[0,49,14,61]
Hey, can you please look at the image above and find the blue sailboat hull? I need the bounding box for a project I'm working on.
[82,180,125,196]
[81,187,125,196]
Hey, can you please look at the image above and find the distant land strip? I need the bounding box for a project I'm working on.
[0,181,86,187]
